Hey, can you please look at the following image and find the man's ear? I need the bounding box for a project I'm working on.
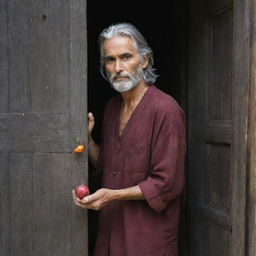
[142,54,150,69]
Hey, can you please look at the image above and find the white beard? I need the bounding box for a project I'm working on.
[108,66,144,93]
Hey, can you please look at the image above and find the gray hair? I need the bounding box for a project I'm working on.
[98,23,158,84]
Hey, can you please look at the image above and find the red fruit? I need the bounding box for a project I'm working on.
[75,185,90,199]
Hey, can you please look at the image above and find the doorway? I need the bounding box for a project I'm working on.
[87,1,188,254]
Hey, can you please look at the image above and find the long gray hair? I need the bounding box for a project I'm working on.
[98,23,158,84]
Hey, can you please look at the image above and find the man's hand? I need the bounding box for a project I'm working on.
[72,188,117,211]
[72,186,144,211]
[88,112,95,138]
[87,112,99,168]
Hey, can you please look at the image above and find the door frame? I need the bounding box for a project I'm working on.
[231,0,249,255]
[245,0,256,255]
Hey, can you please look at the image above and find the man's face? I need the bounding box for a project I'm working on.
[103,36,148,92]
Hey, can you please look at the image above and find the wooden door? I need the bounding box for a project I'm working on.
[187,0,249,255]
[0,1,88,255]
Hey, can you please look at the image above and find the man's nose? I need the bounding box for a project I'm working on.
[114,60,123,73]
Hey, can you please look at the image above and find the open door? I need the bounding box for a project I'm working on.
[0,1,88,255]
[187,0,249,255]
[87,1,188,254]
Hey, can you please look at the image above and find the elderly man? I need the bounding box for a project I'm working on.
[73,23,186,256]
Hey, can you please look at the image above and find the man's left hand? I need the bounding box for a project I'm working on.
[72,188,117,211]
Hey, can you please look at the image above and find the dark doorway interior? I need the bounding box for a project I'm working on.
[87,1,188,255]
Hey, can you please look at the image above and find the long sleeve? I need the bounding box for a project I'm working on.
[138,108,186,213]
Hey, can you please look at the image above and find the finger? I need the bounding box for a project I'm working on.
[81,194,95,204]
[72,190,83,204]
[72,191,88,208]
[88,112,94,121]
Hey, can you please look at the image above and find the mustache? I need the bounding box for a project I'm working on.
[110,72,131,81]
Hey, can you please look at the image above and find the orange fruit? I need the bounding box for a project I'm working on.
[74,144,85,153]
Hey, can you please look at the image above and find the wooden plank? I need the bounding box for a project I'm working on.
[70,153,88,256]
[6,112,70,136]
[197,204,232,230]
[1,0,88,255]
[0,0,8,113]
[69,0,88,255]
[207,9,233,121]
[32,153,52,256]
[49,0,70,112]
[29,0,51,112]
[49,153,72,256]
[33,153,73,256]
[8,1,31,112]
[69,0,87,148]
[10,153,33,256]
[0,153,10,255]
[0,113,71,153]
[0,114,9,152]
[33,153,87,256]
[203,120,233,143]
[206,0,233,12]
[246,0,256,255]
[198,219,231,256]
[188,1,211,252]
[230,0,250,254]
[9,135,70,153]
[188,0,236,255]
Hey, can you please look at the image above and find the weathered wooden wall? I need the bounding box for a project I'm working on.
[0,1,88,255]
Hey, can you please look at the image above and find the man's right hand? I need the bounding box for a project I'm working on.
[88,112,95,138]
[87,112,99,168]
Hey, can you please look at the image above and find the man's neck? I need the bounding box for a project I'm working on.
[120,81,149,109]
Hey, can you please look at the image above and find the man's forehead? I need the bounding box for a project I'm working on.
[103,36,137,56]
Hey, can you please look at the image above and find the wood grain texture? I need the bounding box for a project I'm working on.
[29,0,51,112]
[0,1,88,255]
[32,153,87,256]
[246,0,256,255]
[0,153,10,255]
[69,0,88,254]
[187,0,240,255]
[49,0,70,112]
[0,0,8,113]
[0,113,70,153]
[8,1,31,112]
[230,0,250,254]
[10,153,33,256]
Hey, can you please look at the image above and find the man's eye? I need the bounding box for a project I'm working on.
[122,54,132,60]
[106,58,115,64]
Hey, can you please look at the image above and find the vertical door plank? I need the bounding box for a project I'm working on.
[231,0,250,254]
[50,153,72,256]
[0,0,8,113]
[0,153,10,255]
[8,1,31,112]
[49,0,70,112]
[10,153,33,256]
[69,1,88,254]
[32,153,53,255]
[33,153,72,256]
[70,154,88,256]
[69,0,87,146]
[33,153,87,256]
[247,1,256,254]
[29,0,51,112]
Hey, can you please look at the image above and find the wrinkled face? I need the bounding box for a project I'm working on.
[103,36,148,92]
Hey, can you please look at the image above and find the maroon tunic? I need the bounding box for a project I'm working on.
[94,85,186,256]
